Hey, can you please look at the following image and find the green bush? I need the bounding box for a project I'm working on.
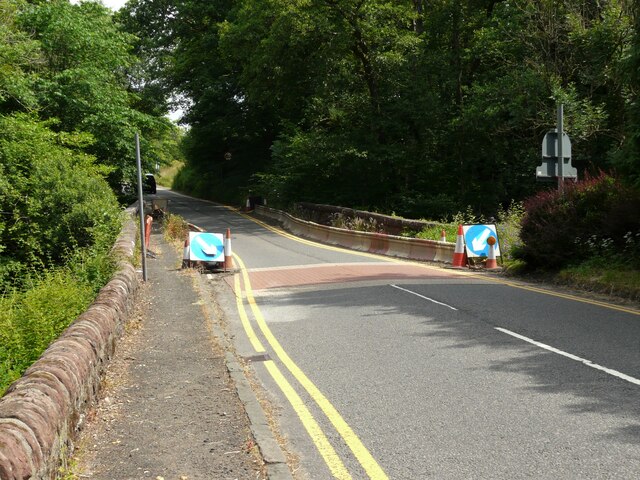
[0,114,121,289]
[0,230,117,394]
[0,262,109,394]
[0,113,122,393]
[516,173,640,270]
[495,200,525,262]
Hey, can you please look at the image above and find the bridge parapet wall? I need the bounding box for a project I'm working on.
[255,205,454,263]
[0,206,140,480]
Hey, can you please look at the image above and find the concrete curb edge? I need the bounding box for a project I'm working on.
[193,272,293,480]
[225,353,293,480]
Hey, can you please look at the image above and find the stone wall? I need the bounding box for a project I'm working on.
[293,202,446,236]
[0,207,140,480]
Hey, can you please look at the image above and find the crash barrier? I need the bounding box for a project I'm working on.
[293,202,447,236]
[254,205,455,263]
[0,205,140,480]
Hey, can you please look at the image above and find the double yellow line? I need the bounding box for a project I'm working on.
[232,252,388,479]
[229,207,638,477]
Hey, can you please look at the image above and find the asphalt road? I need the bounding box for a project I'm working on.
[159,188,640,479]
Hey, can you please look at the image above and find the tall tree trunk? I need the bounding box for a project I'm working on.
[413,0,426,34]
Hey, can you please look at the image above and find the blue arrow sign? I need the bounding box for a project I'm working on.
[462,224,501,258]
[189,232,224,262]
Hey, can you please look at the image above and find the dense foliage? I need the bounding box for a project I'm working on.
[516,173,640,269]
[0,0,182,286]
[0,0,180,392]
[614,1,640,186]
[121,0,638,217]
[0,114,120,284]
[18,0,180,187]
[0,262,108,394]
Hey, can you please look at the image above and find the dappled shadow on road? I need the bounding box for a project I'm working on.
[486,351,640,445]
[604,424,640,445]
[256,280,640,447]
[161,189,640,447]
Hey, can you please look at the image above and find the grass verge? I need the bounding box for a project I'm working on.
[0,253,116,395]
[555,265,640,303]
[157,160,184,188]
[163,212,189,247]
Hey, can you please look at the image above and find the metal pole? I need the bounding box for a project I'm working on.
[135,133,148,281]
[557,103,564,192]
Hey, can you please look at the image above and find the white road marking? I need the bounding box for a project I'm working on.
[495,327,640,386]
[390,284,458,311]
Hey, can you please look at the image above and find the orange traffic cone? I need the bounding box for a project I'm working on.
[451,225,467,268]
[440,229,447,242]
[224,228,233,270]
[144,215,153,250]
[485,236,500,271]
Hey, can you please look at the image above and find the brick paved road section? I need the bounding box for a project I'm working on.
[240,262,460,291]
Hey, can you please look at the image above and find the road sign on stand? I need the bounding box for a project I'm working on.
[462,224,501,258]
[541,130,572,159]
[536,130,578,181]
[536,105,578,186]
[189,232,224,262]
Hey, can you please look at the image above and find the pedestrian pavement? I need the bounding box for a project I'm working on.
[73,227,291,480]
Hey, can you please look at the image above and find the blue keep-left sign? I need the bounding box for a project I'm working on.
[462,224,501,258]
[189,232,224,262]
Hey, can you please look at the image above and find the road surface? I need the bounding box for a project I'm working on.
[159,188,640,479]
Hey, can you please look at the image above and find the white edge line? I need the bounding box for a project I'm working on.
[390,284,458,311]
[495,327,640,387]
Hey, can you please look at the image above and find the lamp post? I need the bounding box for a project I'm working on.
[135,133,148,281]
[557,104,564,193]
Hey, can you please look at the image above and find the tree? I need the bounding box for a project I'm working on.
[0,114,121,287]
[1,0,183,288]
[123,0,637,218]
[19,0,171,185]
[0,0,39,114]
[613,3,640,185]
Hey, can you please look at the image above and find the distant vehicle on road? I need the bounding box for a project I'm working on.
[143,173,157,194]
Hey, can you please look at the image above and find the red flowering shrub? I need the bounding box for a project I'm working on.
[516,173,640,270]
